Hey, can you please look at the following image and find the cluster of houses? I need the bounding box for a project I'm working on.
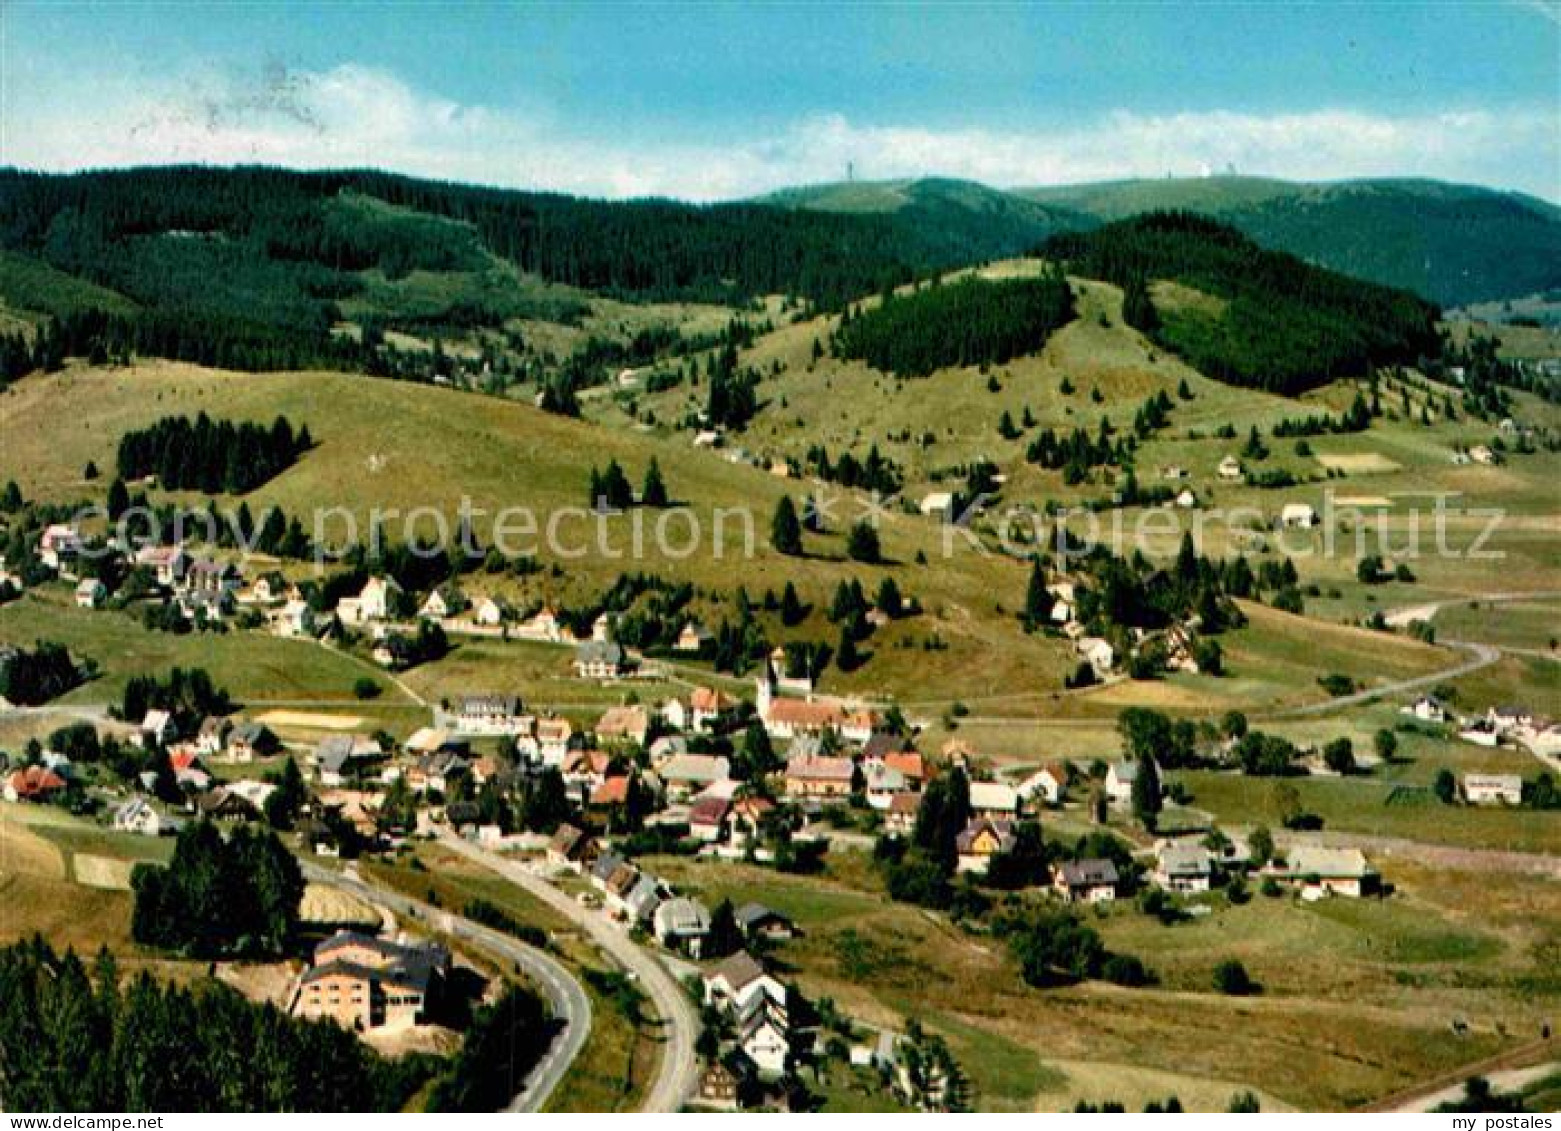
[1403,695,1559,795]
[28,523,246,625]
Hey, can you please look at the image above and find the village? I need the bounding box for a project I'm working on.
[6,525,1561,1109]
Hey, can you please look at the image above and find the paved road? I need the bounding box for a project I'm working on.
[1268,639,1502,718]
[436,831,701,1113]
[299,860,591,1113]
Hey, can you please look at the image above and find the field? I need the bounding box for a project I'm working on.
[640,847,1554,1112]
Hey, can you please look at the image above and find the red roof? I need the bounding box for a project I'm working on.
[885,752,925,781]
[691,687,736,712]
[591,776,631,806]
[689,795,731,826]
[169,749,203,773]
[786,755,855,782]
[7,766,66,799]
[767,698,845,728]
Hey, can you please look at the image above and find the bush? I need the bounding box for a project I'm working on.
[1212,959,1258,996]
[353,677,383,700]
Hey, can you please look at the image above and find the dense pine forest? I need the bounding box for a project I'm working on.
[0,937,434,1111]
[0,165,966,317]
[116,412,312,494]
[833,272,1075,378]
[1042,212,1441,394]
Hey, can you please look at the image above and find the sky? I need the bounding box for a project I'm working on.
[3,1,1558,201]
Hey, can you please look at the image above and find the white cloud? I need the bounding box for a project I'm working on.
[4,61,1557,200]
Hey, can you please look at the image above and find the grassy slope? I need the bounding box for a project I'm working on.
[644,850,1552,1111]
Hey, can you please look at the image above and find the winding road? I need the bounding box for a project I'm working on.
[299,860,591,1113]
[436,831,701,1114]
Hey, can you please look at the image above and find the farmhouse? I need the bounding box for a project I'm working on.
[1263,846,1379,898]
[1218,455,1243,480]
[1279,502,1318,529]
[676,622,713,652]
[574,640,629,679]
[1104,760,1139,806]
[652,896,712,956]
[1154,841,1213,893]
[1017,763,1069,806]
[595,704,651,747]
[4,765,67,803]
[1463,774,1523,806]
[660,754,732,801]
[74,578,107,608]
[112,797,166,836]
[968,780,1020,819]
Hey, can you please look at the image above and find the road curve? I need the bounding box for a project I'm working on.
[436,831,701,1113]
[299,860,591,1113]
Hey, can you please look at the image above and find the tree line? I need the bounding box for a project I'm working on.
[116,412,312,494]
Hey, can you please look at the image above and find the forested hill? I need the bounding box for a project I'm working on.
[1019,176,1561,309]
[1043,212,1441,395]
[0,165,998,312]
[760,177,1097,264]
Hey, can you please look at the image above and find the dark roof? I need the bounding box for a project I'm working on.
[1058,858,1120,887]
[735,903,793,930]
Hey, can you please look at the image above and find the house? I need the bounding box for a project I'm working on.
[356,576,402,622]
[134,545,191,587]
[248,572,288,604]
[621,874,664,923]
[39,524,84,571]
[968,781,1020,820]
[294,931,450,1031]
[955,818,1016,875]
[1403,695,1448,723]
[783,755,855,800]
[4,765,67,803]
[275,598,319,638]
[227,778,280,814]
[590,775,632,811]
[1262,846,1378,898]
[920,491,956,522]
[470,595,505,627]
[689,686,738,733]
[419,584,466,620]
[1078,636,1115,677]
[1173,487,1198,509]
[676,622,712,652]
[703,951,788,1016]
[546,823,594,870]
[653,897,712,956]
[1463,774,1523,806]
[738,997,790,1076]
[227,722,278,762]
[1470,444,1501,466]
[316,735,382,787]
[735,903,796,942]
[112,797,164,836]
[1457,720,1501,748]
[186,558,241,596]
[884,791,922,835]
[1154,841,1213,893]
[74,578,107,608]
[863,762,909,810]
[536,717,576,765]
[195,786,258,822]
[449,694,527,736]
[139,710,178,748]
[729,795,776,845]
[196,716,232,756]
[596,704,651,747]
[698,1060,742,1109]
[688,795,732,842]
[1053,859,1120,903]
[1018,763,1070,806]
[408,749,470,795]
[574,640,629,680]
[520,605,564,641]
[1489,705,1534,734]
[661,754,731,801]
[1105,760,1139,806]
[1217,455,1243,480]
[1279,502,1318,529]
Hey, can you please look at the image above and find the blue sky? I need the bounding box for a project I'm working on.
[4,1,1558,199]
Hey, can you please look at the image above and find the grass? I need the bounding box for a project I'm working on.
[0,589,421,710]
[638,850,1544,1111]
[1174,770,1561,855]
